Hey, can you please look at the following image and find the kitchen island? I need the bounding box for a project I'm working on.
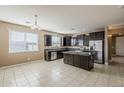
[63,51,94,70]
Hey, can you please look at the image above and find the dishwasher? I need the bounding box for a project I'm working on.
[51,52,57,60]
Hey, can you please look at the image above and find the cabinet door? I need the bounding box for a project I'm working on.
[44,51,51,61]
[90,31,104,40]
[63,37,67,46]
[80,56,88,67]
[85,35,89,46]
[90,33,96,40]
[63,36,72,46]
[96,31,104,40]
[57,51,63,59]
[45,35,52,46]
[66,36,72,46]
[68,54,73,65]
[83,35,89,46]
[63,54,68,64]
[73,55,80,67]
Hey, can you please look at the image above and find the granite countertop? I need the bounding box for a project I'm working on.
[63,51,91,56]
[45,48,68,52]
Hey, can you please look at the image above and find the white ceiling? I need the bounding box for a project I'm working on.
[0,5,123,34]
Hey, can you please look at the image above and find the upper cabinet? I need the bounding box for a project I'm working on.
[45,31,104,47]
[44,35,52,46]
[71,36,82,46]
[71,35,89,46]
[90,31,104,40]
[77,35,84,46]
[63,36,72,46]
[45,35,62,47]
[96,31,104,40]
[83,35,89,46]
[89,33,96,40]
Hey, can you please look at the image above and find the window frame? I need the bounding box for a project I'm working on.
[9,30,39,53]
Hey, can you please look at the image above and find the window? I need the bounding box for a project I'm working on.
[26,33,38,51]
[9,31,25,53]
[52,36,61,47]
[9,31,38,53]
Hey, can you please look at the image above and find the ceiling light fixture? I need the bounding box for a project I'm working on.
[30,15,41,30]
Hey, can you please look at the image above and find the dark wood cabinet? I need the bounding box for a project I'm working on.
[80,56,88,68]
[63,36,72,46]
[44,35,52,46]
[63,54,68,64]
[96,31,104,40]
[73,55,80,67]
[44,50,51,61]
[68,54,74,65]
[77,35,83,40]
[90,33,96,40]
[63,53,94,71]
[81,55,94,70]
[72,35,89,46]
[63,53,73,65]
[45,48,69,61]
[83,35,89,46]
[90,31,104,40]
[57,51,63,59]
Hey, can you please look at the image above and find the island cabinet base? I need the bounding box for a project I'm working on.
[63,53,94,71]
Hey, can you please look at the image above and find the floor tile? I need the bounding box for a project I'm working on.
[0,57,124,87]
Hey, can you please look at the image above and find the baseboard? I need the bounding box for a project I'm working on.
[112,55,124,57]
[0,59,44,70]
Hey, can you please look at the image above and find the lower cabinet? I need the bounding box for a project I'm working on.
[63,54,68,64]
[57,51,63,59]
[63,53,94,70]
[73,55,80,67]
[63,54,73,65]
[80,56,94,70]
[80,56,89,70]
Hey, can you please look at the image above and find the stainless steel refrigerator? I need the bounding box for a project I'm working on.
[89,40,103,64]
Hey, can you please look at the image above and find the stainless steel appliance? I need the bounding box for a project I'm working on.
[51,52,57,60]
[89,40,103,64]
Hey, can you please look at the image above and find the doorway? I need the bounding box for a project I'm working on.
[108,28,124,65]
[111,34,124,64]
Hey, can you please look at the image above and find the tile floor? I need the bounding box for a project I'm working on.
[0,57,124,87]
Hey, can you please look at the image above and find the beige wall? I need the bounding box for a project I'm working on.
[111,36,116,55]
[0,21,64,67]
[108,28,124,61]
[116,36,124,56]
